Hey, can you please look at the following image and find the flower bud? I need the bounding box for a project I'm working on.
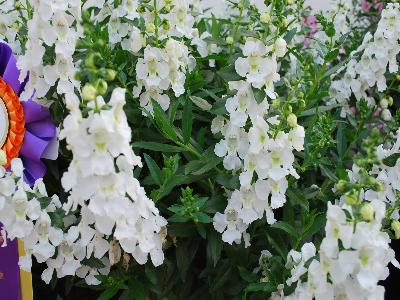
[96,79,108,95]
[335,180,347,192]
[260,13,271,23]
[380,98,389,109]
[104,69,117,81]
[146,23,155,33]
[381,108,392,121]
[344,192,358,206]
[162,20,170,31]
[272,99,280,109]
[82,84,97,101]
[0,150,7,166]
[226,36,234,45]
[388,96,393,106]
[85,53,102,69]
[392,220,400,239]
[360,203,374,221]
[396,74,400,81]
[287,113,297,127]
[274,37,287,57]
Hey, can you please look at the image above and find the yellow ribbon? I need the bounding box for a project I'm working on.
[17,240,33,300]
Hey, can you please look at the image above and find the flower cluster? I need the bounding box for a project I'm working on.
[17,0,82,101]
[278,133,400,300]
[329,3,400,117]
[213,37,305,246]
[0,0,21,53]
[88,0,196,113]
[60,87,167,268]
[133,39,194,113]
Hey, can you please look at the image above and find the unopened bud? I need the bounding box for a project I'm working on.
[344,192,358,206]
[272,99,280,109]
[381,108,392,121]
[96,79,108,95]
[146,23,155,33]
[104,69,116,81]
[287,113,297,127]
[360,203,374,221]
[392,220,400,239]
[85,53,101,69]
[380,98,389,109]
[336,180,347,192]
[82,84,97,101]
[226,36,234,45]
[260,13,271,24]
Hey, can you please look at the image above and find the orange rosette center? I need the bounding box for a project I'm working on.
[0,76,25,168]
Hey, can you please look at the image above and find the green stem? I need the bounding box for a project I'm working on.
[153,0,159,47]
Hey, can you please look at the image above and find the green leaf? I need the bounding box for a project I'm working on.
[168,214,191,223]
[284,28,297,44]
[207,230,223,266]
[194,212,213,223]
[49,208,65,229]
[287,189,309,211]
[37,197,51,209]
[347,113,357,127]
[216,64,242,81]
[238,266,258,283]
[271,221,297,237]
[81,257,106,268]
[99,287,120,300]
[152,101,178,141]
[302,213,326,241]
[245,282,275,295]
[336,122,347,159]
[176,240,200,281]
[182,96,193,144]
[382,153,400,167]
[195,223,207,239]
[190,95,212,111]
[144,154,163,185]
[325,48,339,62]
[215,173,240,190]
[320,164,339,182]
[132,141,185,153]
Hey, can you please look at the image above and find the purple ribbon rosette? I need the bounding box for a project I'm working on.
[0,42,58,300]
[0,42,58,185]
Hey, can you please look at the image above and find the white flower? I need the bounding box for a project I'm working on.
[121,26,145,53]
[136,46,169,87]
[213,209,248,245]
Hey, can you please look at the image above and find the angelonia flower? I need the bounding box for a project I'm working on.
[16,0,82,101]
[213,35,305,246]
[0,158,90,284]
[329,3,400,117]
[0,0,22,53]
[89,0,196,113]
[271,132,400,300]
[59,87,168,268]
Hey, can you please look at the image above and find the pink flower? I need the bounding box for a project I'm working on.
[361,0,372,12]
[374,2,383,12]
[361,0,383,13]
[302,15,318,47]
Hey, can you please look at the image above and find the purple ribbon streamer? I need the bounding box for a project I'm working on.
[0,42,57,185]
[0,226,21,300]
